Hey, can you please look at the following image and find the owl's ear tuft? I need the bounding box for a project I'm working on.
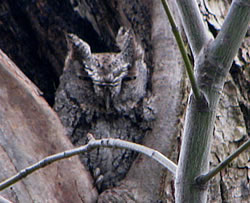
[116,27,134,52]
[65,33,92,62]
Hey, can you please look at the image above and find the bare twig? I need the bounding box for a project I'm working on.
[161,0,201,100]
[196,139,250,185]
[0,134,177,191]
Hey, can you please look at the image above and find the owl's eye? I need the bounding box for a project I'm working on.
[123,76,137,81]
[79,76,92,81]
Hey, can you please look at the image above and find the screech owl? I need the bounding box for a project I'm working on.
[54,27,151,192]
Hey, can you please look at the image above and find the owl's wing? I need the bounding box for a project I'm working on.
[54,34,97,140]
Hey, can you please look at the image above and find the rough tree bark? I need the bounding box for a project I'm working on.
[0,0,249,202]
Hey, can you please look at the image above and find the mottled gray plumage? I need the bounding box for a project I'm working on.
[54,27,151,191]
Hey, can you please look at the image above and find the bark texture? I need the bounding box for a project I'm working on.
[0,0,248,202]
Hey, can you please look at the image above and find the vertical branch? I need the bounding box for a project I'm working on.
[176,0,213,57]
[161,0,201,100]
[209,0,250,69]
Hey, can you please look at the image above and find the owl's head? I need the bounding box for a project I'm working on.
[66,27,145,110]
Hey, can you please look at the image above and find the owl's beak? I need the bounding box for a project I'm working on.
[104,88,111,110]
[105,94,110,110]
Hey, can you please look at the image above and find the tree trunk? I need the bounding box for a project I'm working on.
[0,50,97,202]
[0,0,248,202]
